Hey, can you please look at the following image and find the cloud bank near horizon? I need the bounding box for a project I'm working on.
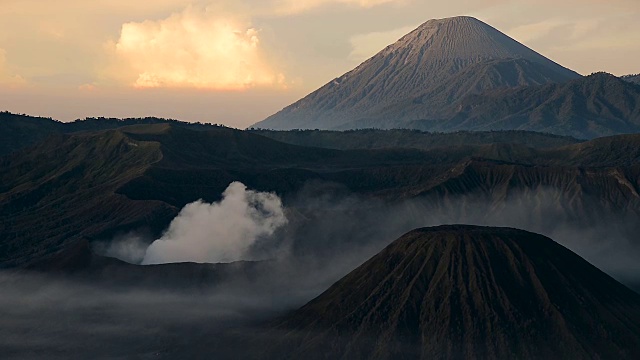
[0,0,637,125]
[108,6,286,90]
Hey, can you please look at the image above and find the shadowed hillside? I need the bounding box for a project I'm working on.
[0,128,176,268]
[622,74,640,85]
[410,72,640,138]
[0,111,224,155]
[2,124,640,269]
[0,112,62,156]
[268,226,640,360]
[252,129,581,150]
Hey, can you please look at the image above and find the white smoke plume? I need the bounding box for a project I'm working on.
[142,182,287,265]
[94,232,149,264]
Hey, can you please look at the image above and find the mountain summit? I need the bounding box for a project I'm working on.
[253,16,580,130]
[380,16,569,67]
[268,225,640,359]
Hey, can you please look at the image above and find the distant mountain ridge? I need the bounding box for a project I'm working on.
[0,111,225,155]
[407,72,640,138]
[268,226,640,359]
[253,17,640,139]
[3,123,640,269]
[623,74,640,85]
[1,111,583,156]
[253,16,580,131]
[252,129,581,150]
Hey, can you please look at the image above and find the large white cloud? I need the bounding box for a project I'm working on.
[108,5,285,90]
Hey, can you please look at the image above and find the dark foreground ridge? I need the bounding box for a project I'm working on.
[622,74,640,85]
[3,123,640,269]
[267,225,640,360]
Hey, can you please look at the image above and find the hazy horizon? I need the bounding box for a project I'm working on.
[1,0,638,127]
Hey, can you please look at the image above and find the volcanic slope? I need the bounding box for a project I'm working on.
[408,72,640,139]
[253,16,579,130]
[252,129,581,150]
[269,225,640,360]
[0,111,222,155]
[0,127,177,268]
[3,124,640,268]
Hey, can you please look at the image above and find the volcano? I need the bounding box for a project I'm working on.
[253,16,580,131]
[269,225,640,359]
[421,72,640,139]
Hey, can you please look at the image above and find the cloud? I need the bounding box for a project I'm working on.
[0,0,638,124]
[348,24,417,62]
[0,49,26,87]
[506,18,601,44]
[78,83,98,91]
[273,0,403,15]
[496,10,640,75]
[94,232,149,264]
[108,5,286,90]
[142,182,287,265]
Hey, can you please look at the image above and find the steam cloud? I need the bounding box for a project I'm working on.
[142,182,287,265]
[99,181,640,292]
[7,182,640,358]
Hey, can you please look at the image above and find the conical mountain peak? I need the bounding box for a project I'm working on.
[268,225,640,359]
[253,17,580,131]
[382,16,556,64]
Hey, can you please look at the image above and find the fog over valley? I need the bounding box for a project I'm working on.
[2,8,640,360]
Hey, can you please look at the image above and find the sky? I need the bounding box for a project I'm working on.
[0,0,638,128]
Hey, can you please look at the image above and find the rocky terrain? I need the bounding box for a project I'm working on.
[268,226,640,359]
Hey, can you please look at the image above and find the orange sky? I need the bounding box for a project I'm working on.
[0,0,638,128]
